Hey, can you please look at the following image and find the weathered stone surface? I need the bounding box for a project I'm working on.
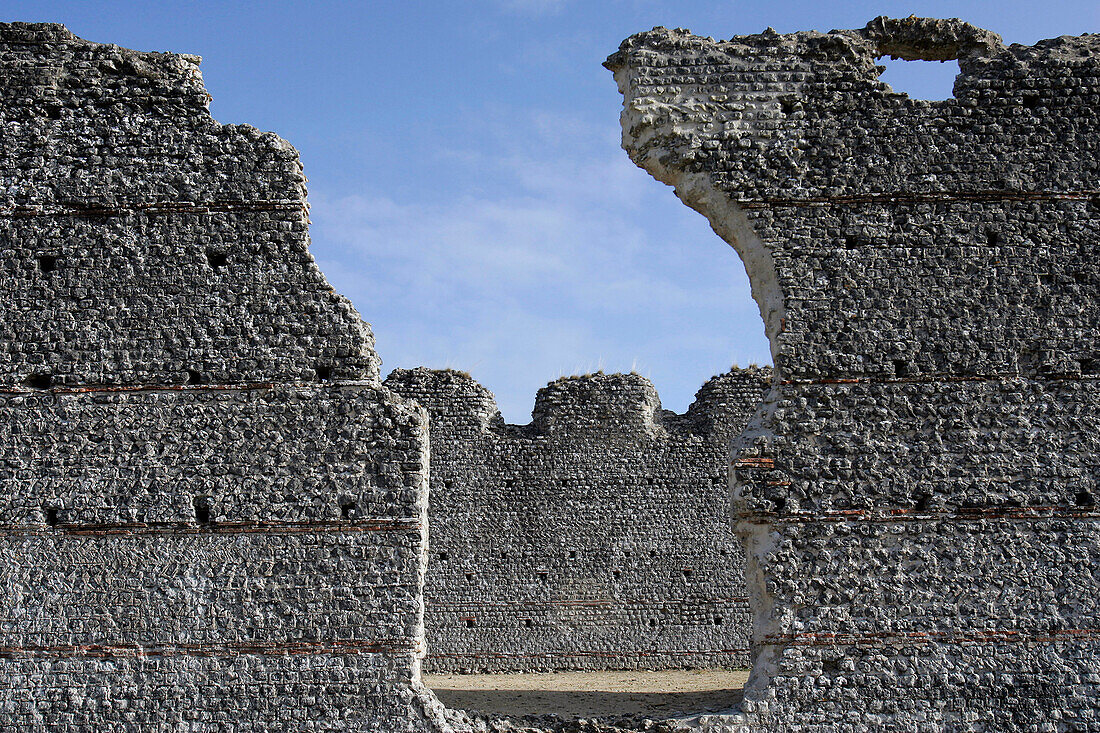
[386,368,769,672]
[608,15,1100,731]
[0,22,377,387]
[0,22,444,731]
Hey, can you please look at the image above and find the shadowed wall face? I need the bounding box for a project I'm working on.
[386,368,769,673]
[609,16,1100,731]
[0,23,444,730]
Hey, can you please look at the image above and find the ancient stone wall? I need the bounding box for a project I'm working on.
[386,368,769,673]
[609,16,1100,731]
[0,23,445,730]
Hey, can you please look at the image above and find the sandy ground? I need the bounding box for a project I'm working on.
[424,669,749,719]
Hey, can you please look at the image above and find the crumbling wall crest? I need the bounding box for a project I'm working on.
[857,15,1003,62]
[1,22,382,387]
[387,367,770,675]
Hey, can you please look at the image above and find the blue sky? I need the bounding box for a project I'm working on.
[7,1,1098,421]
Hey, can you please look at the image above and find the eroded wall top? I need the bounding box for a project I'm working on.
[607,17,1100,381]
[0,22,378,387]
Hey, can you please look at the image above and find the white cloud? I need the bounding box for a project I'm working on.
[493,0,570,16]
[310,107,770,422]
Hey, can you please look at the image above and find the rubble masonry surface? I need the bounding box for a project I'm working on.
[8,14,1095,732]
[0,22,447,731]
[386,367,769,673]
[607,15,1100,732]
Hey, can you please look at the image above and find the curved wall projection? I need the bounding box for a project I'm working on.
[608,16,1100,730]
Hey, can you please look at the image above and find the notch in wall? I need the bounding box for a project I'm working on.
[339,498,359,520]
[42,506,59,527]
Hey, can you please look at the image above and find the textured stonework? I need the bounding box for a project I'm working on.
[0,23,445,730]
[15,13,1095,732]
[608,16,1100,731]
[386,368,769,673]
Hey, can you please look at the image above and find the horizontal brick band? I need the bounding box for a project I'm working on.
[735,507,1100,523]
[0,199,307,219]
[0,379,375,395]
[428,647,751,660]
[430,596,751,611]
[737,190,1100,209]
[0,518,422,536]
[0,639,415,660]
[780,372,1100,387]
[764,629,1100,646]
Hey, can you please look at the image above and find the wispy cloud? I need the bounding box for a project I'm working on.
[493,0,570,16]
[310,107,769,422]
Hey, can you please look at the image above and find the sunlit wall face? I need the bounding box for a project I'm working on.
[14,0,1093,422]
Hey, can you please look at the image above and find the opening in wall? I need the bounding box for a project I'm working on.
[876,56,961,101]
[25,373,53,389]
[394,363,770,724]
[192,496,212,525]
[42,506,59,527]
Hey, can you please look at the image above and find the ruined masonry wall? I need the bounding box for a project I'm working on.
[609,16,1100,731]
[0,23,444,730]
[386,368,769,673]
[0,24,376,386]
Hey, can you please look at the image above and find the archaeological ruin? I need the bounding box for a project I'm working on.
[386,367,768,673]
[0,22,446,729]
[607,14,1100,731]
[2,12,1098,732]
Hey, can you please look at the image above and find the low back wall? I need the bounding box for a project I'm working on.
[386,367,770,673]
